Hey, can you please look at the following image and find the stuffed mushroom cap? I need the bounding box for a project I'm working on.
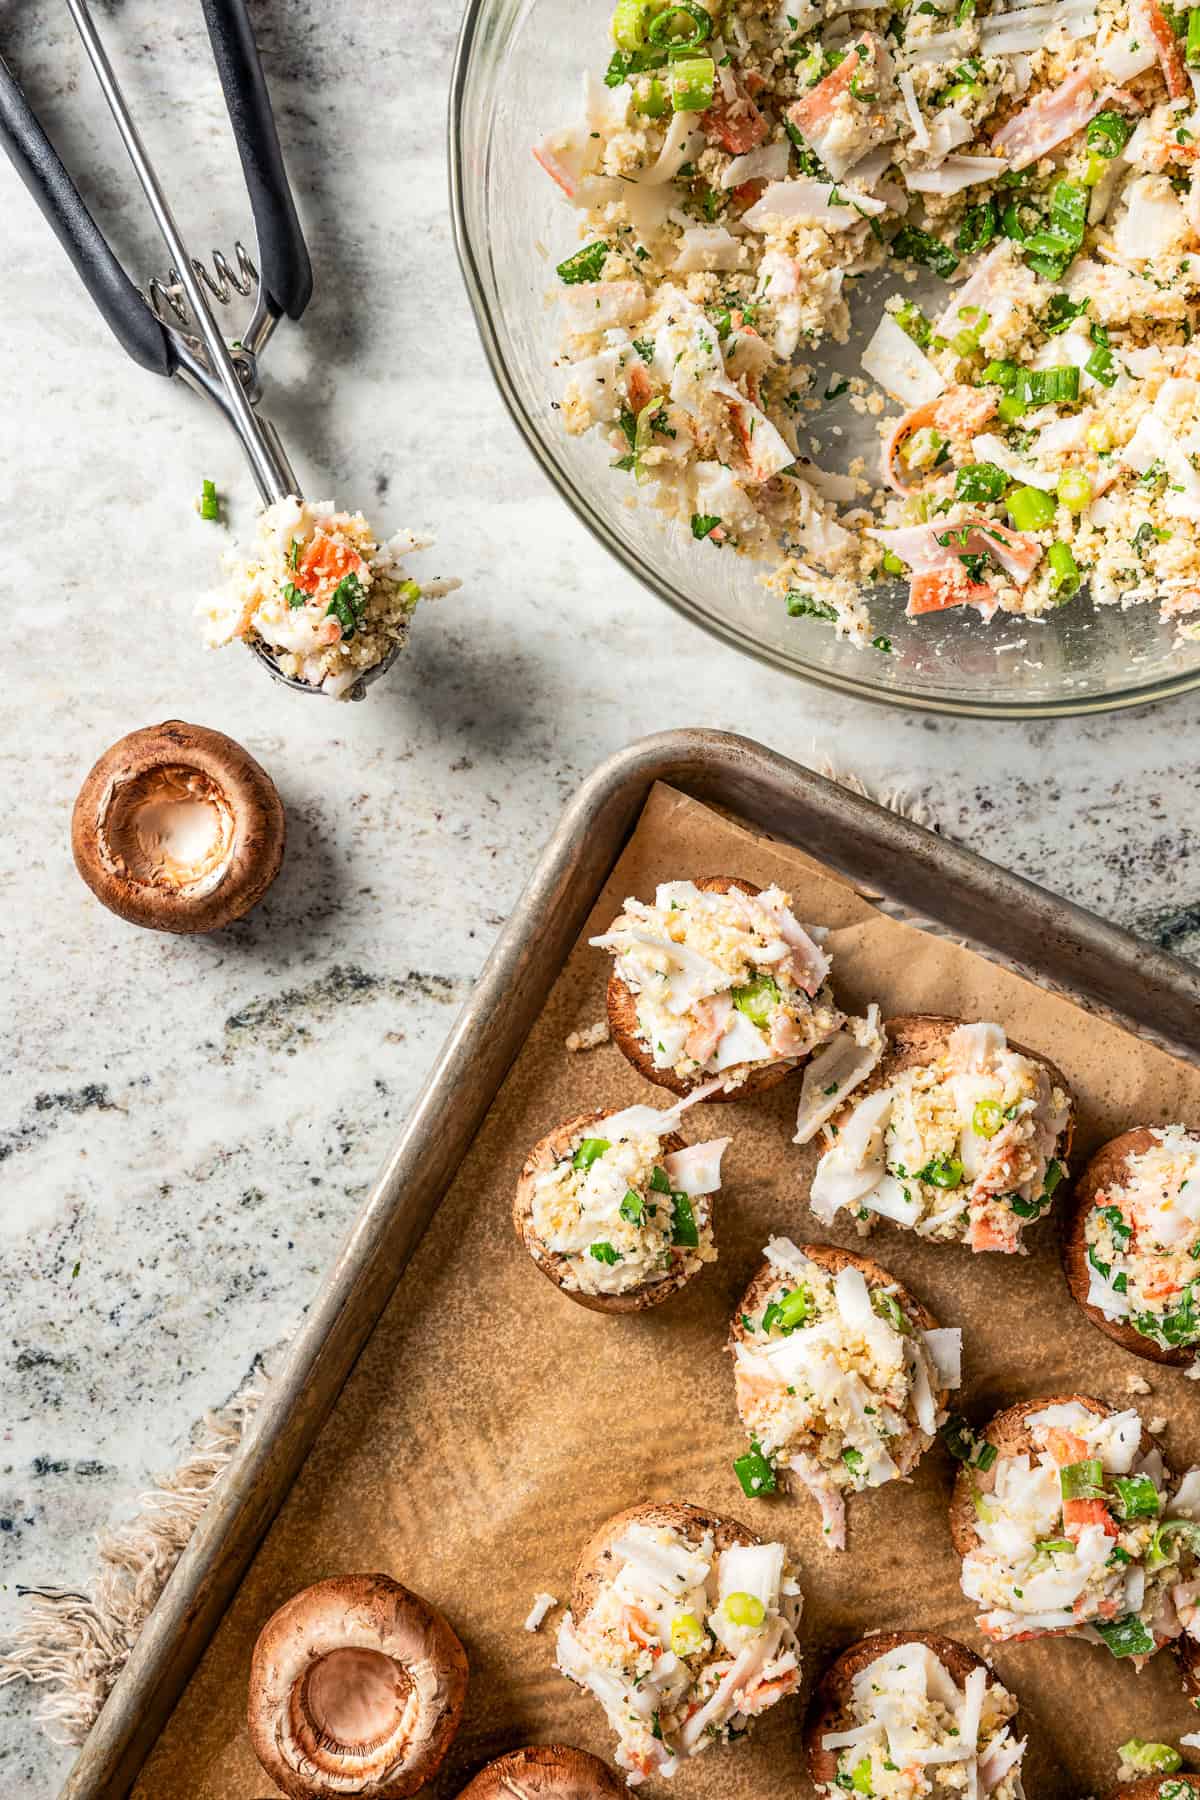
[603,876,832,1101]
[730,1242,952,1544]
[803,1631,1019,1791]
[948,1394,1156,1560]
[455,1745,625,1799]
[812,1015,1074,1253]
[1062,1127,1200,1366]
[513,1108,721,1313]
[247,1573,467,1799]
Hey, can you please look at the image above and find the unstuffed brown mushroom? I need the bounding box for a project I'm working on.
[456,1745,625,1799]
[247,1573,468,1800]
[71,719,284,933]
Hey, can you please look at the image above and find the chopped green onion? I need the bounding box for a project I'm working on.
[891,224,959,278]
[893,299,932,346]
[1187,5,1200,63]
[1007,484,1057,532]
[777,1283,814,1329]
[849,1757,874,1795]
[556,241,611,283]
[1111,1473,1162,1520]
[1086,344,1117,386]
[589,1240,620,1264]
[955,462,1008,504]
[1048,541,1080,598]
[842,1446,864,1473]
[972,1098,1005,1137]
[573,1137,611,1170]
[650,1164,672,1193]
[1087,109,1134,158]
[786,591,838,620]
[1082,150,1110,187]
[282,581,305,610]
[620,1188,645,1224]
[671,1193,700,1247]
[872,1289,909,1334]
[731,973,781,1027]
[668,54,715,110]
[198,478,220,522]
[981,358,1022,391]
[734,1440,777,1495]
[1147,1517,1200,1570]
[1034,1536,1076,1556]
[1060,1457,1105,1501]
[1023,365,1081,407]
[1043,1158,1065,1198]
[1057,469,1093,511]
[1118,1740,1183,1774]
[691,512,722,540]
[612,0,652,50]
[633,395,667,484]
[647,0,711,44]
[881,550,906,577]
[635,75,669,114]
[918,1155,964,1189]
[723,1590,766,1627]
[670,1612,706,1655]
[1093,1614,1156,1659]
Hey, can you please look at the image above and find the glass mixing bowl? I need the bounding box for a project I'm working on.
[448,1,1200,716]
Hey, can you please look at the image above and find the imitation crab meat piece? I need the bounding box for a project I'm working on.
[790,1452,848,1549]
[1134,0,1190,98]
[991,61,1139,170]
[786,39,888,179]
[703,72,768,154]
[882,386,998,492]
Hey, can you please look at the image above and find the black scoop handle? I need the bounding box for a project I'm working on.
[0,52,176,375]
[200,0,313,321]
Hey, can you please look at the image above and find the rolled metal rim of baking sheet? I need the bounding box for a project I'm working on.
[59,727,1200,1800]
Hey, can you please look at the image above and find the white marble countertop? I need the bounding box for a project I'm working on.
[2,3,1200,1793]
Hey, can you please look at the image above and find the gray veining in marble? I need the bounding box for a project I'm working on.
[2,2,1200,1794]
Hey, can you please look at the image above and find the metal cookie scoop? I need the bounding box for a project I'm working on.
[0,0,395,699]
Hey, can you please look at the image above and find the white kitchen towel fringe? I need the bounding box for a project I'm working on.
[0,764,938,1747]
[0,1365,269,1744]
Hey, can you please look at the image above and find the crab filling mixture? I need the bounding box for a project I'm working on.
[731,1237,960,1548]
[960,1400,1200,1653]
[530,1118,728,1294]
[556,1523,803,1782]
[817,1642,1026,1799]
[200,498,459,698]
[811,1022,1069,1252]
[592,880,848,1085]
[1086,1127,1200,1359]
[538,0,1200,642]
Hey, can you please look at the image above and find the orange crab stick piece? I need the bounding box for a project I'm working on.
[908,569,997,615]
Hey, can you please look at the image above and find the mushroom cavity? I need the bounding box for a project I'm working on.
[247,1573,468,1800]
[71,720,285,933]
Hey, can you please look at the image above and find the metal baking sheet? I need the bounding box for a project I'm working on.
[63,727,1200,1800]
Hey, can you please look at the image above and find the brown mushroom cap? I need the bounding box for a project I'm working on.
[1111,1781,1200,1800]
[455,1745,626,1799]
[730,1243,947,1484]
[513,1109,700,1314]
[803,1631,1012,1788]
[605,876,806,1101]
[571,1500,760,1622]
[948,1395,1160,1562]
[247,1573,468,1800]
[71,720,284,934]
[1061,1127,1196,1365]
